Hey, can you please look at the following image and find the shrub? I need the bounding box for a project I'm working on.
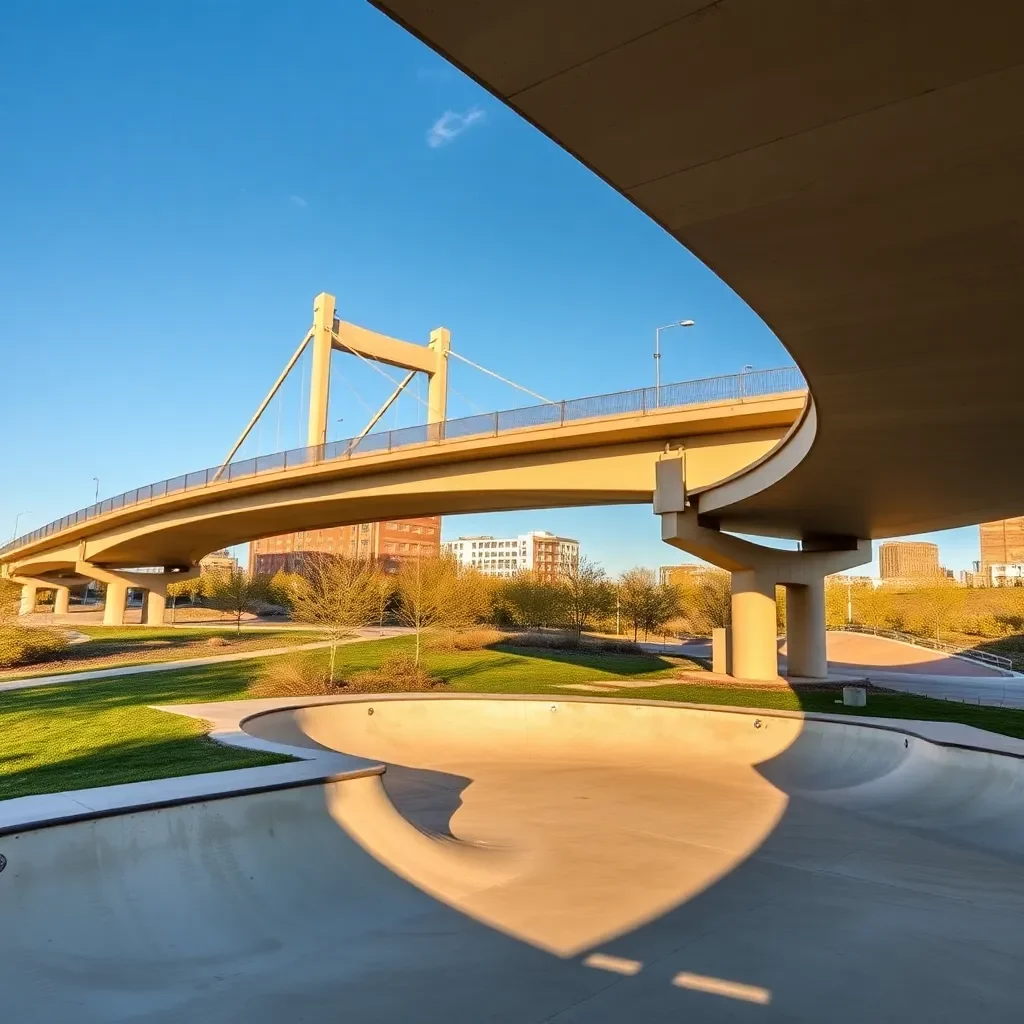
[206,636,232,648]
[426,627,505,652]
[250,655,338,697]
[0,626,70,669]
[344,653,447,693]
[499,631,644,656]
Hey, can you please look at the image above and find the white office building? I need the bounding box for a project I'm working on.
[443,531,580,580]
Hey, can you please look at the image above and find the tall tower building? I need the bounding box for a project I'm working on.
[979,517,1024,572]
[878,541,940,581]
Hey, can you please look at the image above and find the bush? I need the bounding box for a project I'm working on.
[0,626,70,669]
[250,652,447,698]
[206,636,232,648]
[250,654,338,697]
[345,653,447,693]
[499,631,644,656]
[426,627,506,652]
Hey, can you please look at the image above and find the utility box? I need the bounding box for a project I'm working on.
[654,456,686,514]
[843,685,867,707]
[712,627,732,675]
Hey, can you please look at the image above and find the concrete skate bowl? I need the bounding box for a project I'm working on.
[5,695,1024,1022]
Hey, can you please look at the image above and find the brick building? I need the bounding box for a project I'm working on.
[979,517,1024,572]
[249,517,441,575]
[878,540,941,581]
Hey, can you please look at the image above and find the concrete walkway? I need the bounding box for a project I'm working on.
[0,628,409,694]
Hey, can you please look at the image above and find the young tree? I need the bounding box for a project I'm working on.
[643,581,682,641]
[618,567,656,641]
[911,581,968,642]
[290,553,384,683]
[372,564,397,633]
[559,557,612,637]
[205,568,272,633]
[676,568,731,635]
[853,585,895,631]
[396,556,485,665]
[498,571,562,630]
[166,575,203,623]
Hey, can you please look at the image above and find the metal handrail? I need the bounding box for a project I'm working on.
[0,366,805,557]
[832,623,1013,671]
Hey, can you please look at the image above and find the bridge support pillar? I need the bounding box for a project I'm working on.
[18,583,38,616]
[659,493,869,682]
[140,582,167,625]
[76,563,198,629]
[730,570,778,682]
[103,580,129,626]
[785,577,827,680]
[53,585,71,616]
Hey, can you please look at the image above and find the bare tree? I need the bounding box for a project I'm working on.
[290,553,383,683]
[618,567,655,641]
[675,568,731,635]
[396,556,487,665]
[205,568,272,633]
[372,564,397,633]
[559,557,612,638]
[853,585,895,631]
[911,581,968,642]
[166,575,203,623]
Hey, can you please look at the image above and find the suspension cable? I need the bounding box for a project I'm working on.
[333,330,430,409]
[448,349,553,404]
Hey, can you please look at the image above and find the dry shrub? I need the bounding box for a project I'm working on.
[426,627,505,653]
[250,652,447,698]
[249,654,338,697]
[500,632,644,656]
[345,653,447,693]
[206,636,232,648]
[0,626,70,669]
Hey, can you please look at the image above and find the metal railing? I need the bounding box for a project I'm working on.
[833,623,1013,672]
[1,366,804,557]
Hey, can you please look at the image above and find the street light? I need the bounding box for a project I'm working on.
[654,320,695,407]
[11,511,32,542]
[93,477,100,503]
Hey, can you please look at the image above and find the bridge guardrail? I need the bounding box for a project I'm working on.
[832,623,1013,672]
[0,366,805,558]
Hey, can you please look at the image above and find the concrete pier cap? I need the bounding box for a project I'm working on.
[657,457,869,681]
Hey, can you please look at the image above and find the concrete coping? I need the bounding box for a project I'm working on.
[3,691,1024,838]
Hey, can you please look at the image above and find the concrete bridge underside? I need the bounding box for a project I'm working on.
[9,396,800,633]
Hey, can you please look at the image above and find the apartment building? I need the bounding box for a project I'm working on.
[443,531,579,580]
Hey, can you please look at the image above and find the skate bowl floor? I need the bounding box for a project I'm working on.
[4,694,1024,1021]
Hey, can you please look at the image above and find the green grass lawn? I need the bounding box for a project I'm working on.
[0,625,324,682]
[3,635,1024,802]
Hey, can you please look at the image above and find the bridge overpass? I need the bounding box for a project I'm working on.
[1,303,805,628]
[368,0,1024,682]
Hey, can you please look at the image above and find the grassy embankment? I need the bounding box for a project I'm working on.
[3,635,1024,801]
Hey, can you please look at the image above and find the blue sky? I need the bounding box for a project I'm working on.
[0,0,980,575]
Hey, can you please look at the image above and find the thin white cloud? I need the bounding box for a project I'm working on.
[288,195,308,208]
[426,107,484,148]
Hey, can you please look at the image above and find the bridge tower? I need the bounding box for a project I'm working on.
[307,292,450,448]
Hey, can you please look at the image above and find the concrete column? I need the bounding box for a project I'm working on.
[307,291,336,448]
[19,583,38,616]
[730,570,778,682]
[141,584,167,625]
[53,585,71,616]
[427,326,450,428]
[785,577,827,679]
[103,580,128,627]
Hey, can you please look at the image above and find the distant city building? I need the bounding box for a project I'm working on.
[199,549,238,575]
[980,517,1024,572]
[878,541,941,582]
[249,518,441,575]
[658,564,712,586]
[990,563,1024,587]
[443,531,579,580]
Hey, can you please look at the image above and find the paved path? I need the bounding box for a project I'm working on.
[0,628,409,694]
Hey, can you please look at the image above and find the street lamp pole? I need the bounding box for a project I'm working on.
[93,477,100,503]
[11,510,31,542]
[654,319,695,407]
